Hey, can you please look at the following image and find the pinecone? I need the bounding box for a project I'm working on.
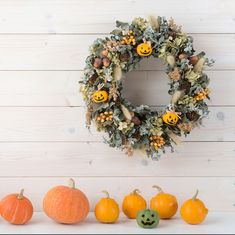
[179,81,191,93]
[131,116,142,125]
[119,53,130,62]
[89,73,98,85]
[186,111,200,121]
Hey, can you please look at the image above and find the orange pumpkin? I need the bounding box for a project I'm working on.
[95,190,120,223]
[150,185,178,219]
[0,189,33,225]
[180,190,208,225]
[122,189,147,219]
[43,178,90,224]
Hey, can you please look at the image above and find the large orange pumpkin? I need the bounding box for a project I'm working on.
[0,189,33,225]
[43,178,90,224]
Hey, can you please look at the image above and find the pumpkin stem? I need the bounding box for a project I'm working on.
[133,189,141,195]
[68,178,76,189]
[152,185,163,193]
[102,190,110,198]
[17,189,24,200]
[192,189,199,201]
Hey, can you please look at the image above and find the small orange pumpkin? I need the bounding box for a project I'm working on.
[95,190,120,223]
[180,190,208,225]
[0,189,33,225]
[43,178,90,224]
[122,189,147,219]
[150,185,178,219]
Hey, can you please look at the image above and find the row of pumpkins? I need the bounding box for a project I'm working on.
[0,179,208,229]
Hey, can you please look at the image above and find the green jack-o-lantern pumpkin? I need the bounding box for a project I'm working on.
[136,209,159,229]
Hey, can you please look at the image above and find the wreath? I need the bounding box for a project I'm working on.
[80,16,214,159]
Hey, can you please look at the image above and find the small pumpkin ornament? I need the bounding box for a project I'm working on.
[0,189,33,225]
[137,40,152,57]
[162,111,179,126]
[95,190,120,223]
[92,90,108,103]
[136,209,160,229]
[122,189,147,219]
[180,190,208,225]
[150,185,178,219]
[43,178,90,224]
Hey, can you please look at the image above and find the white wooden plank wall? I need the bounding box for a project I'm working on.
[0,0,234,212]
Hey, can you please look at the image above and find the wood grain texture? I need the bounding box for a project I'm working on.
[0,177,234,212]
[0,0,234,214]
[0,70,231,107]
[0,34,233,70]
[0,107,231,141]
[0,0,233,34]
[0,142,234,177]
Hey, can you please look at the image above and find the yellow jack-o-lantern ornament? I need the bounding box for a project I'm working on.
[137,41,152,57]
[93,90,108,103]
[162,111,179,126]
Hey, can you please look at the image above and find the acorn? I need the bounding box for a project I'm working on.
[93,57,103,68]
[132,116,141,125]
[101,50,109,57]
[186,111,200,121]
[120,53,130,62]
[189,55,199,65]
[103,57,111,67]
[178,53,188,60]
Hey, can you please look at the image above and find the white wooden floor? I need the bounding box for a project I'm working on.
[0,212,234,234]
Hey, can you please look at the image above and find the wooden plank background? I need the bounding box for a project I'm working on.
[0,0,234,212]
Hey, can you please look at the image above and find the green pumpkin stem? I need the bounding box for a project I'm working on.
[17,189,25,200]
[68,178,76,189]
[152,185,163,193]
[133,189,141,195]
[192,189,199,201]
[102,190,110,198]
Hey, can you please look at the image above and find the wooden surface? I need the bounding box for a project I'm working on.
[0,0,234,222]
[0,212,235,234]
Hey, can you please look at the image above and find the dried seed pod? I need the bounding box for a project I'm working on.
[103,57,111,67]
[93,58,103,68]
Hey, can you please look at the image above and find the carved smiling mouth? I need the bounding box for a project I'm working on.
[95,96,104,101]
[141,220,155,226]
[140,51,150,55]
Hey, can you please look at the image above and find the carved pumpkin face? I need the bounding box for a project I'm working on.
[162,112,179,126]
[93,90,108,103]
[136,209,159,229]
[137,42,152,57]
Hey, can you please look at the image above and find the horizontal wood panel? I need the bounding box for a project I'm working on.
[0,34,233,70]
[0,177,233,212]
[0,0,233,34]
[0,142,235,177]
[0,70,231,106]
[0,107,232,141]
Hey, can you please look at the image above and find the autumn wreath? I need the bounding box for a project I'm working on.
[80,16,214,159]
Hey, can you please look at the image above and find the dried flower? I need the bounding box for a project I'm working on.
[168,67,181,81]
[194,88,210,101]
[109,83,119,101]
[149,135,165,150]
[168,17,182,32]
[178,122,195,133]
[97,111,113,123]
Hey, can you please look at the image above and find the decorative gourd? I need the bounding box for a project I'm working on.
[0,189,33,225]
[122,189,147,219]
[95,190,120,223]
[136,209,159,229]
[92,90,108,103]
[43,178,90,224]
[137,41,152,57]
[162,111,179,125]
[150,185,178,219]
[180,190,208,225]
